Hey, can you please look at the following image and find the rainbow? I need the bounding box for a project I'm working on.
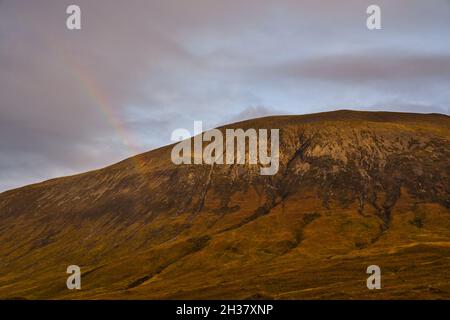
[57,47,151,180]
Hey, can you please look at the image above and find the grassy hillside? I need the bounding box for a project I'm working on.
[0,110,449,299]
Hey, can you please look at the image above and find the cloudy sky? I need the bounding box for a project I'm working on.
[0,0,449,191]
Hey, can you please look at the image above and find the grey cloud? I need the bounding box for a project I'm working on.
[270,53,450,84]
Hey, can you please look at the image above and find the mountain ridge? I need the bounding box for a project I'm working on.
[0,110,449,299]
[1,109,448,196]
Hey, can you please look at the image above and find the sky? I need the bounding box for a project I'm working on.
[0,0,449,192]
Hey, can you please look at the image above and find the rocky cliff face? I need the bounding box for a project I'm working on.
[0,110,449,299]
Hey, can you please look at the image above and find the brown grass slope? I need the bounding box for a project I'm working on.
[0,110,449,299]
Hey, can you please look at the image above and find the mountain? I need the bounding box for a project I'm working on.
[0,110,449,299]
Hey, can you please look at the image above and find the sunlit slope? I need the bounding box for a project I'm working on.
[0,110,449,299]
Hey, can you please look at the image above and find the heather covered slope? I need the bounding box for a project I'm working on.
[0,110,449,299]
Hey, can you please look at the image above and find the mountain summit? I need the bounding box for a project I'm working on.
[1,110,449,299]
